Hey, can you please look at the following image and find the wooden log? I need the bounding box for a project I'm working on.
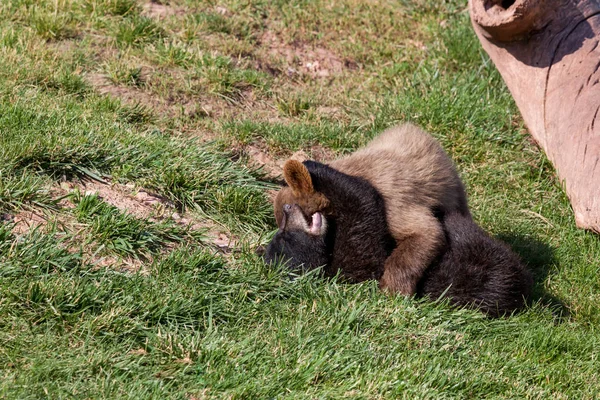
[469,0,600,233]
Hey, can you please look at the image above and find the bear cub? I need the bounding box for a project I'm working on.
[265,160,395,282]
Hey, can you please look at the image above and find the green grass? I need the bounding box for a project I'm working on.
[1,0,599,398]
[114,15,165,47]
[72,192,203,257]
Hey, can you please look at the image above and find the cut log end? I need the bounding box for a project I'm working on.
[469,0,548,41]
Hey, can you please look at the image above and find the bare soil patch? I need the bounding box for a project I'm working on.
[87,72,170,115]
[242,142,337,181]
[58,179,235,251]
[141,1,186,19]
[7,208,145,272]
[86,70,240,135]
[11,210,48,235]
[245,145,285,179]
[85,253,145,273]
[60,180,171,220]
[258,31,353,78]
[307,144,337,163]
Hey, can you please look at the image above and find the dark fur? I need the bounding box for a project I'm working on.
[265,161,533,317]
[418,212,533,317]
[266,161,395,282]
[264,228,329,273]
[264,205,329,272]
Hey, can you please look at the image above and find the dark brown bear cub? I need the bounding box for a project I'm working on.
[265,160,533,317]
[265,160,395,282]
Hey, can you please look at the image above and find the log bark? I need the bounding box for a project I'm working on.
[469,0,600,233]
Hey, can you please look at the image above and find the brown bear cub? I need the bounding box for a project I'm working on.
[265,161,533,317]
[265,161,396,282]
[274,124,470,295]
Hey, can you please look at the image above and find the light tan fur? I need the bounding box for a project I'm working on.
[274,123,470,295]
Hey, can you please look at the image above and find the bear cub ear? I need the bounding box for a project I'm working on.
[283,160,314,197]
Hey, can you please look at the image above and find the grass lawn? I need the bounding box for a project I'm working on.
[1,0,599,398]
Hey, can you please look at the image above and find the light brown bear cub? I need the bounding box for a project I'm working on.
[274,123,470,295]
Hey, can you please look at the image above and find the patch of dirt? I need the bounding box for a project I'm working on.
[11,210,48,235]
[188,390,211,400]
[176,217,235,253]
[87,72,171,116]
[48,39,77,54]
[211,232,233,250]
[7,208,145,272]
[84,253,145,273]
[58,180,235,252]
[245,145,284,179]
[6,206,142,271]
[214,6,229,16]
[308,144,337,163]
[60,180,172,220]
[86,71,233,136]
[141,1,186,19]
[5,183,233,269]
[406,39,428,51]
[243,144,311,180]
[258,31,351,78]
[316,105,345,120]
[129,348,147,356]
[175,356,192,364]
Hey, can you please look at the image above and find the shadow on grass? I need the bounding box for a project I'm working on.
[497,233,570,321]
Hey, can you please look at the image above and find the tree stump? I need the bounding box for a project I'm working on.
[469,0,600,233]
